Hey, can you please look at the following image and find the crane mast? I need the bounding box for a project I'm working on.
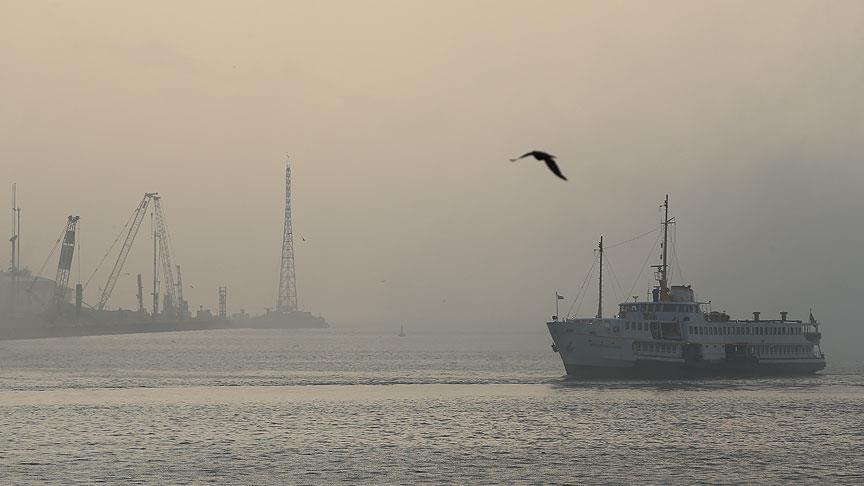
[176,264,187,320]
[136,273,145,313]
[97,193,156,310]
[52,215,80,307]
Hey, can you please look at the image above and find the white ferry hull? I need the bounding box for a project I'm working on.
[548,321,826,378]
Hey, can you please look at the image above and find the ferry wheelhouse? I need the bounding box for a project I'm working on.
[547,196,826,377]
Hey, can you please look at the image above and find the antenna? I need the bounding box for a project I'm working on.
[277,155,298,312]
[9,183,20,313]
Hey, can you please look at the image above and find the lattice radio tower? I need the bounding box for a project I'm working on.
[277,156,298,312]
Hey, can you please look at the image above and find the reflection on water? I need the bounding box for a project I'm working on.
[1,330,862,483]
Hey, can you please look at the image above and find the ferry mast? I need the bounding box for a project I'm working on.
[653,194,673,298]
[596,236,603,319]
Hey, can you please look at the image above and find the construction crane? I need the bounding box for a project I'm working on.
[151,196,178,316]
[52,215,80,308]
[96,193,157,310]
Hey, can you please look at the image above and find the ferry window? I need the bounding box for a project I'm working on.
[662,304,673,312]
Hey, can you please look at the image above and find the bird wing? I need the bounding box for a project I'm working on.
[544,159,568,181]
[509,151,535,162]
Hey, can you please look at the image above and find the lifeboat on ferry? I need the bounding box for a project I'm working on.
[706,311,730,322]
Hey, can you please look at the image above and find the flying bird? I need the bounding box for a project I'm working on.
[510,150,567,181]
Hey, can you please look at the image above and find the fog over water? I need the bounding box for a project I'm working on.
[2,1,863,357]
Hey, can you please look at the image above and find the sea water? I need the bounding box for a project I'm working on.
[1,329,862,484]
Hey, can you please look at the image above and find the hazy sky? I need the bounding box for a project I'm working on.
[2,1,863,352]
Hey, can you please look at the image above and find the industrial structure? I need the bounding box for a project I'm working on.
[247,156,327,328]
[277,158,298,312]
[51,215,80,309]
[91,192,188,320]
[2,158,327,340]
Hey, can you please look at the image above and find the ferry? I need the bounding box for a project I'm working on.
[547,196,826,377]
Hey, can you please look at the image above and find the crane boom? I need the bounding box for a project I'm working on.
[52,215,80,307]
[96,193,156,310]
[152,196,177,313]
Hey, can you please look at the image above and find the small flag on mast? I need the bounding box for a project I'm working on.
[809,309,816,324]
[556,293,564,300]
